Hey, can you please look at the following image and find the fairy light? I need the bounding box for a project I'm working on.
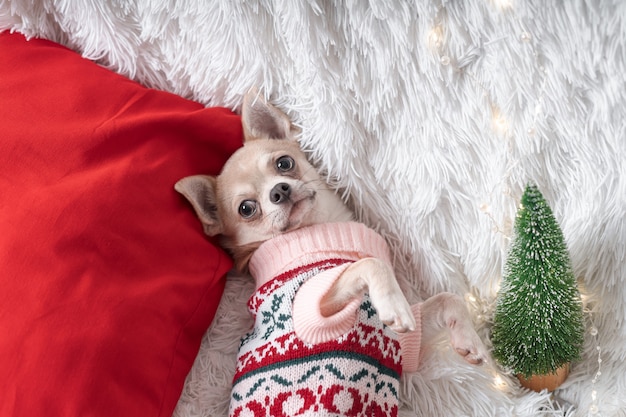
[491,0,513,11]
[427,25,444,50]
[491,109,509,137]
[427,2,602,415]
[464,288,496,324]
[584,301,602,416]
[493,374,508,390]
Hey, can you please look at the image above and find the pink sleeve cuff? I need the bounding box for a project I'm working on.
[292,264,362,344]
[398,303,422,373]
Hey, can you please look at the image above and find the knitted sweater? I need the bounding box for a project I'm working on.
[229,222,422,417]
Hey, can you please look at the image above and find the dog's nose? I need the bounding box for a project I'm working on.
[270,183,291,204]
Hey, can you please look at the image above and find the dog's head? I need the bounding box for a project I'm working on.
[175,89,352,270]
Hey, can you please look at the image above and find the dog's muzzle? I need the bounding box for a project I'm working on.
[270,183,291,204]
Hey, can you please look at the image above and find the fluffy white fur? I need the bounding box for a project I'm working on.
[2,1,624,416]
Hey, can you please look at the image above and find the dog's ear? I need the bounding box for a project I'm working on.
[242,87,294,142]
[174,175,223,236]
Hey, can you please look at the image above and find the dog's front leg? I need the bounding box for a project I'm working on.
[420,293,487,365]
[320,258,416,333]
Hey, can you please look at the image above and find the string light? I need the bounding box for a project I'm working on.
[491,0,513,11]
[465,288,496,324]
[427,2,601,415]
[491,109,509,137]
[585,302,602,416]
[427,25,444,50]
[493,374,508,390]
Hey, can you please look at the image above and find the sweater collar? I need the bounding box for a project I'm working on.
[248,222,391,289]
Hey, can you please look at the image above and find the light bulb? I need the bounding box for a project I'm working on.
[492,111,509,136]
[428,25,443,50]
[491,0,513,11]
[493,374,507,390]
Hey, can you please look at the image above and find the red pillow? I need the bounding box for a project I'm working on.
[0,32,242,417]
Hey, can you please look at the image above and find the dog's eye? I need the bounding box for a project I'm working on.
[276,155,295,172]
[238,200,257,218]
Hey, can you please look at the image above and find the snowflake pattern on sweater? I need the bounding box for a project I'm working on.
[231,261,401,417]
[229,223,421,417]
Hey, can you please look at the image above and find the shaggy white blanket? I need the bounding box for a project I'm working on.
[3,1,625,416]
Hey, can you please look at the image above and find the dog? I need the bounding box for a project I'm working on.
[175,90,487,417]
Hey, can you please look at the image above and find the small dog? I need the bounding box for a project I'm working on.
[176,90,487,417]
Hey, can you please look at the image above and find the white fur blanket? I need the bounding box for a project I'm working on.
[3,1,625,416]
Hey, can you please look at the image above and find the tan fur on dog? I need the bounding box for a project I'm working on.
[175,88,486,359]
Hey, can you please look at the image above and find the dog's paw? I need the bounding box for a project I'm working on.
[374,294,417,333]
[448,319,488,365]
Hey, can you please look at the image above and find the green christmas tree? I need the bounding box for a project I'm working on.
[491,183,585,379]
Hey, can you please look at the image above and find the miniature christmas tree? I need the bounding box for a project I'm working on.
[491,183,584,384]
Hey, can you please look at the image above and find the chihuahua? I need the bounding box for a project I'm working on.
[175,90,486,417]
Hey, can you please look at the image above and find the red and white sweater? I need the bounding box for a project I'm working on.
[230,222,422,417]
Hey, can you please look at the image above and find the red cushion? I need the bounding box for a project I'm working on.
[0,32,242,417]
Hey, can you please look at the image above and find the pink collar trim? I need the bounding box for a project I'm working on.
[248,222,391,289]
